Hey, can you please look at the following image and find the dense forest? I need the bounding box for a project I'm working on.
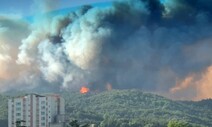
[0,95,8,127]
[1,90,212,127]
[62,90,212,127]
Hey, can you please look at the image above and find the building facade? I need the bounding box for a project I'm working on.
[8,94,65,127]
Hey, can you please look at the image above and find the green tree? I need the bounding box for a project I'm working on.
[167,120,192,127]
[68,120,89,127]
[69,120,80,127]
[14,120,26,127]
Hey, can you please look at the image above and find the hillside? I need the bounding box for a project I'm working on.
[0,90,212,127]
[0,95,8,127]
[62,90,212,127]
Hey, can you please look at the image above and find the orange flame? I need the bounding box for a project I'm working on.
[80,86,90,94]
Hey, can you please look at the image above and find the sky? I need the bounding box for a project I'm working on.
[0,0,114,16]
[0,0,212,101]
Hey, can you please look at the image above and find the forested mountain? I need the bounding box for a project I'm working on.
[62,90,212,127]
[0,95,8,127]
[1,90,212,127]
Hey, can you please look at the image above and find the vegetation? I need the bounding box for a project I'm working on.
[167,120,192,127]
[1,89,212,127]
[68,120,90,127]
[62,90,212,127]
[15,120,26,127]
[0,95,8,127]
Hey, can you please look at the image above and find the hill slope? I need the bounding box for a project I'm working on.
[0,95,8,127]
[0,90,212,127]
[62,89,212,127]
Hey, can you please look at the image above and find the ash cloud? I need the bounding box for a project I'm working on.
[1,0,212,100]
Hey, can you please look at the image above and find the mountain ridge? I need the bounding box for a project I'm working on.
[62,89,212,127]
[1,89,212,127]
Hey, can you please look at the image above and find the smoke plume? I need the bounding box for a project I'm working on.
[1,0,212,100]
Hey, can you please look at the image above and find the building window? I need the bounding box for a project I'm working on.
[41,112,45,115]
[16,118,21,121]
[41,106,45,109]
[41,122,45,126]
[16,102,21,106]
[16,107,21,111]
[41,117,45,120]
[41,101,45,104]
[16,113,21,116]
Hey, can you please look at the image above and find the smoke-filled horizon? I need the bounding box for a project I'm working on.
[1,0,212,100]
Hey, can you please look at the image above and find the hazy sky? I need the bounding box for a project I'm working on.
[0,0,114,16]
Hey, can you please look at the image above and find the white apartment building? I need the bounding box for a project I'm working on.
[8,94,65,127]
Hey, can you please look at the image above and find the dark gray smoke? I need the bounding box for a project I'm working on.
[1,0,212,100]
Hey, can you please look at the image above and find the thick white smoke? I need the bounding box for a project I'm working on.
[1,0,212,100]
[63,8,112,70]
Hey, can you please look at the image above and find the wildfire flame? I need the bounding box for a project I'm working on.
[80,86,90,94]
